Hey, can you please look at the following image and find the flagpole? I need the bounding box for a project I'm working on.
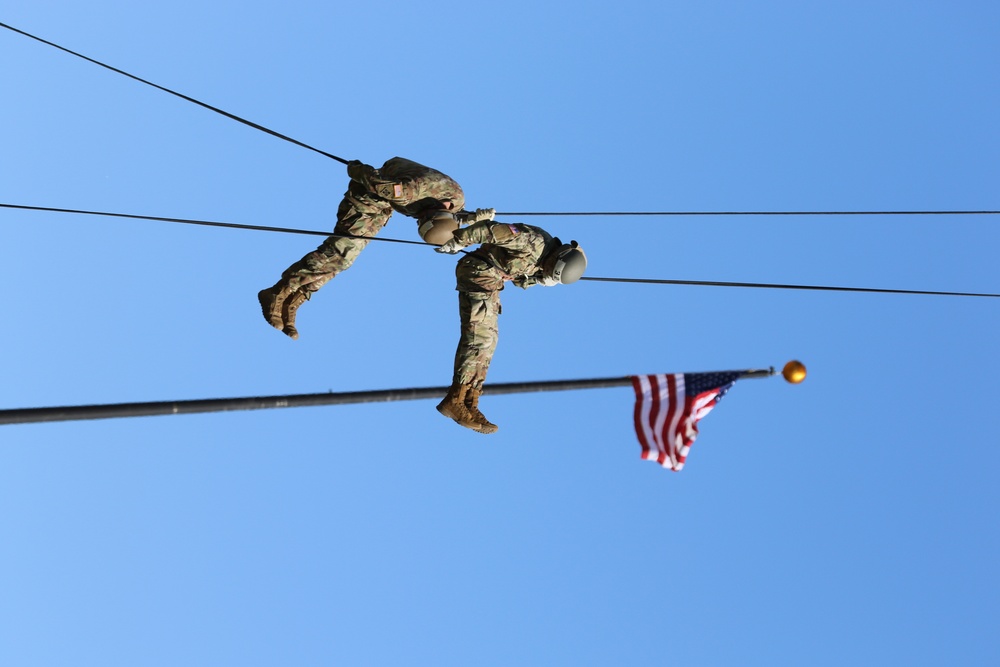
[0,368,780,426]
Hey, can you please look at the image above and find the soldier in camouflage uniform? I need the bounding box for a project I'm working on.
[258,157,494,339]
[434,221,588,434]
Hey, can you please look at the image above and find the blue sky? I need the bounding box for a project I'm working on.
[2,2,998,665]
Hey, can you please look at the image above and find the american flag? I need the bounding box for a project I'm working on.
[631,372,743,471]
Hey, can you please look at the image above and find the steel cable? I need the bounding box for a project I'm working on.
[3,203,997,299]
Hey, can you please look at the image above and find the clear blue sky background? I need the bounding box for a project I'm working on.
[2,2,998,665]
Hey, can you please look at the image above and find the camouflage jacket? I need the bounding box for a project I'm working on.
[367,157,466,219]
[454,222,560,287]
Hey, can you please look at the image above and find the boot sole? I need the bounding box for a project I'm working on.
[466,406,499,434]
[436,403,484,432]
[257,289,285,329]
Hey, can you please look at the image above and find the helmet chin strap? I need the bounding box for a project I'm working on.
[541,246,560,281]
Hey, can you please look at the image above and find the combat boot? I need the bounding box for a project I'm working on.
[281,290,309,340]
[464,385,498,434]
[258,281,295,330]
[436,384,482,432]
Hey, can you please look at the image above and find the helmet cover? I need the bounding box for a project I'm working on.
[551,241,587,284]
[418,211,459,245]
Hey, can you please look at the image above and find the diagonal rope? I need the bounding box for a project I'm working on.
[3,203,998,299]
[0,21,350,164]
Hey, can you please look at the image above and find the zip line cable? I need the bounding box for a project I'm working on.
[498,210,1000,217]
[0,370,777,425]
[0,203,427,247]
[579,276,997,298]
[0,21,350,165]
[3,23,997,219]
[4,203,998,299]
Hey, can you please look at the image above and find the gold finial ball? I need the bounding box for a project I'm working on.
[782,360,807,384]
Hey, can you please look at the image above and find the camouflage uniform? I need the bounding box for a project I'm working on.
[260,157,465,338]
[449,222,560,393]
[281,157,465,295]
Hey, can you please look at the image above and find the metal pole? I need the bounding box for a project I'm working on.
[0,369,775,426]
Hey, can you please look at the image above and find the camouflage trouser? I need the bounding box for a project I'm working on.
[451,254,505,390]
[280,181,393,294]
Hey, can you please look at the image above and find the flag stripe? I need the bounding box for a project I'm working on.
[647,375,664,465]
[631,376,655,460]
[654,375,670,467]
[666,375,685,469]
[629,372,743,472]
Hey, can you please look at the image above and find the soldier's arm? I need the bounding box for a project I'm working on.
[514,270,560,289]
[374,158,414,184]
[348,158,418,192]
[452,221,527,248]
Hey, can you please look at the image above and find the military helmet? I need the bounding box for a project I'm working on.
[550,240,587,284]
[418,210,459,245]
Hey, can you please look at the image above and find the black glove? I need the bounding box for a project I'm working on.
[346,160,376,186]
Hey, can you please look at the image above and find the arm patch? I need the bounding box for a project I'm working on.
[489,223,520,244]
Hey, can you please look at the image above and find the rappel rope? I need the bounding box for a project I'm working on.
[3,203,998,299]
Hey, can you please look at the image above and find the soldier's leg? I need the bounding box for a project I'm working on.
[276,234,368,339]
[437,289,500,433]
[455,291,500,434]
[451,259,503,385]
[439,256,503,434]
[259,183,391,337]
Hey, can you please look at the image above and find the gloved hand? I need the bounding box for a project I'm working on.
[346,160,376,185]
[456,208,496,225]
[435,237,466,254]
[540,275,559,287]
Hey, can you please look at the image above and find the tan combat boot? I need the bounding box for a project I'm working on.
[464,385,498,434]
[436,385,482,432]
[258,282,295,330]
[281,290,309,340]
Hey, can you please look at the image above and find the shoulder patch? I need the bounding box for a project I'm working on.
[508,224,520,235]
